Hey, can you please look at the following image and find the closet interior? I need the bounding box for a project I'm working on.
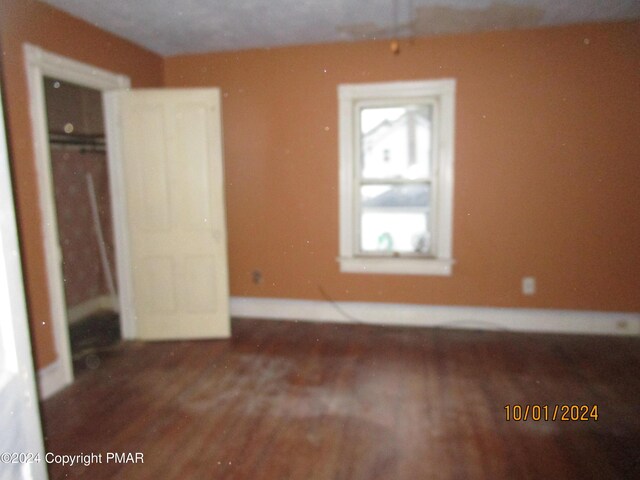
[44,77,120,374]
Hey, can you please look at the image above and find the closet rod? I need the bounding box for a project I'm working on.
[49,132,106,152]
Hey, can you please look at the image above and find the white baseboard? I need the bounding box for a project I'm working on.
[230,296,640,336]
[67,294,119,324]
[37,360,69,400]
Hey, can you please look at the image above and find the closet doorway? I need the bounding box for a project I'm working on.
[25,44,132,397]
[44,77,120,376]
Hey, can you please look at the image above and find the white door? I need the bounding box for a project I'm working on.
[111,89,230,340]
[0,84,48,480]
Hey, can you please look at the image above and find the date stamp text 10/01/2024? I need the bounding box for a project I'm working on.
[504,404,599,422]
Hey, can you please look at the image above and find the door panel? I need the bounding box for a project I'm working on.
[175,105,212,229]
[138,257,175,314]
[116,89,230,340]
[131,106,171,232]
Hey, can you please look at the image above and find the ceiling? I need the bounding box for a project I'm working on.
[40,0,640,56]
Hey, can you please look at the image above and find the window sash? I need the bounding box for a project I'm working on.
[353,100,439,258]
[355,188,434,257]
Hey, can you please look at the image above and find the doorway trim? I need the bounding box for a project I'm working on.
[24,44,133,398]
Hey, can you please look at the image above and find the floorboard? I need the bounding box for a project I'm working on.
[41,318,640,479]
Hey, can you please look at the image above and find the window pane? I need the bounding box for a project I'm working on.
[360,185,431,254]
[360,105,433,180]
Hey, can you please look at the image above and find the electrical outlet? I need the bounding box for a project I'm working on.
[252,270,263,285]
[522,277,536,296]
[616,320,628,332]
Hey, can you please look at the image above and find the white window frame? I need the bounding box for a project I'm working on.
[338,79,456,276]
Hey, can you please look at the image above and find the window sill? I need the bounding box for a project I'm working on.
[338,256,454,276]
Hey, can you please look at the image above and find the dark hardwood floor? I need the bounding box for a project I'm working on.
[41,318,640,479]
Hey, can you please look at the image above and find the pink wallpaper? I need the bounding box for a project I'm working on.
[51,149,116,308]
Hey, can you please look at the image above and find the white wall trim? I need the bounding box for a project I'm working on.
[338,256,454,276]
[37,360,67,400]
[230,297,640,337]
[67,294,119,324]
[103,92,136,340]
[24,44,133,394]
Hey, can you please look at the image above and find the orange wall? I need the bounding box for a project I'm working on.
[1,2,638,370]
[0,0,164,368]
[165,21,640,313]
